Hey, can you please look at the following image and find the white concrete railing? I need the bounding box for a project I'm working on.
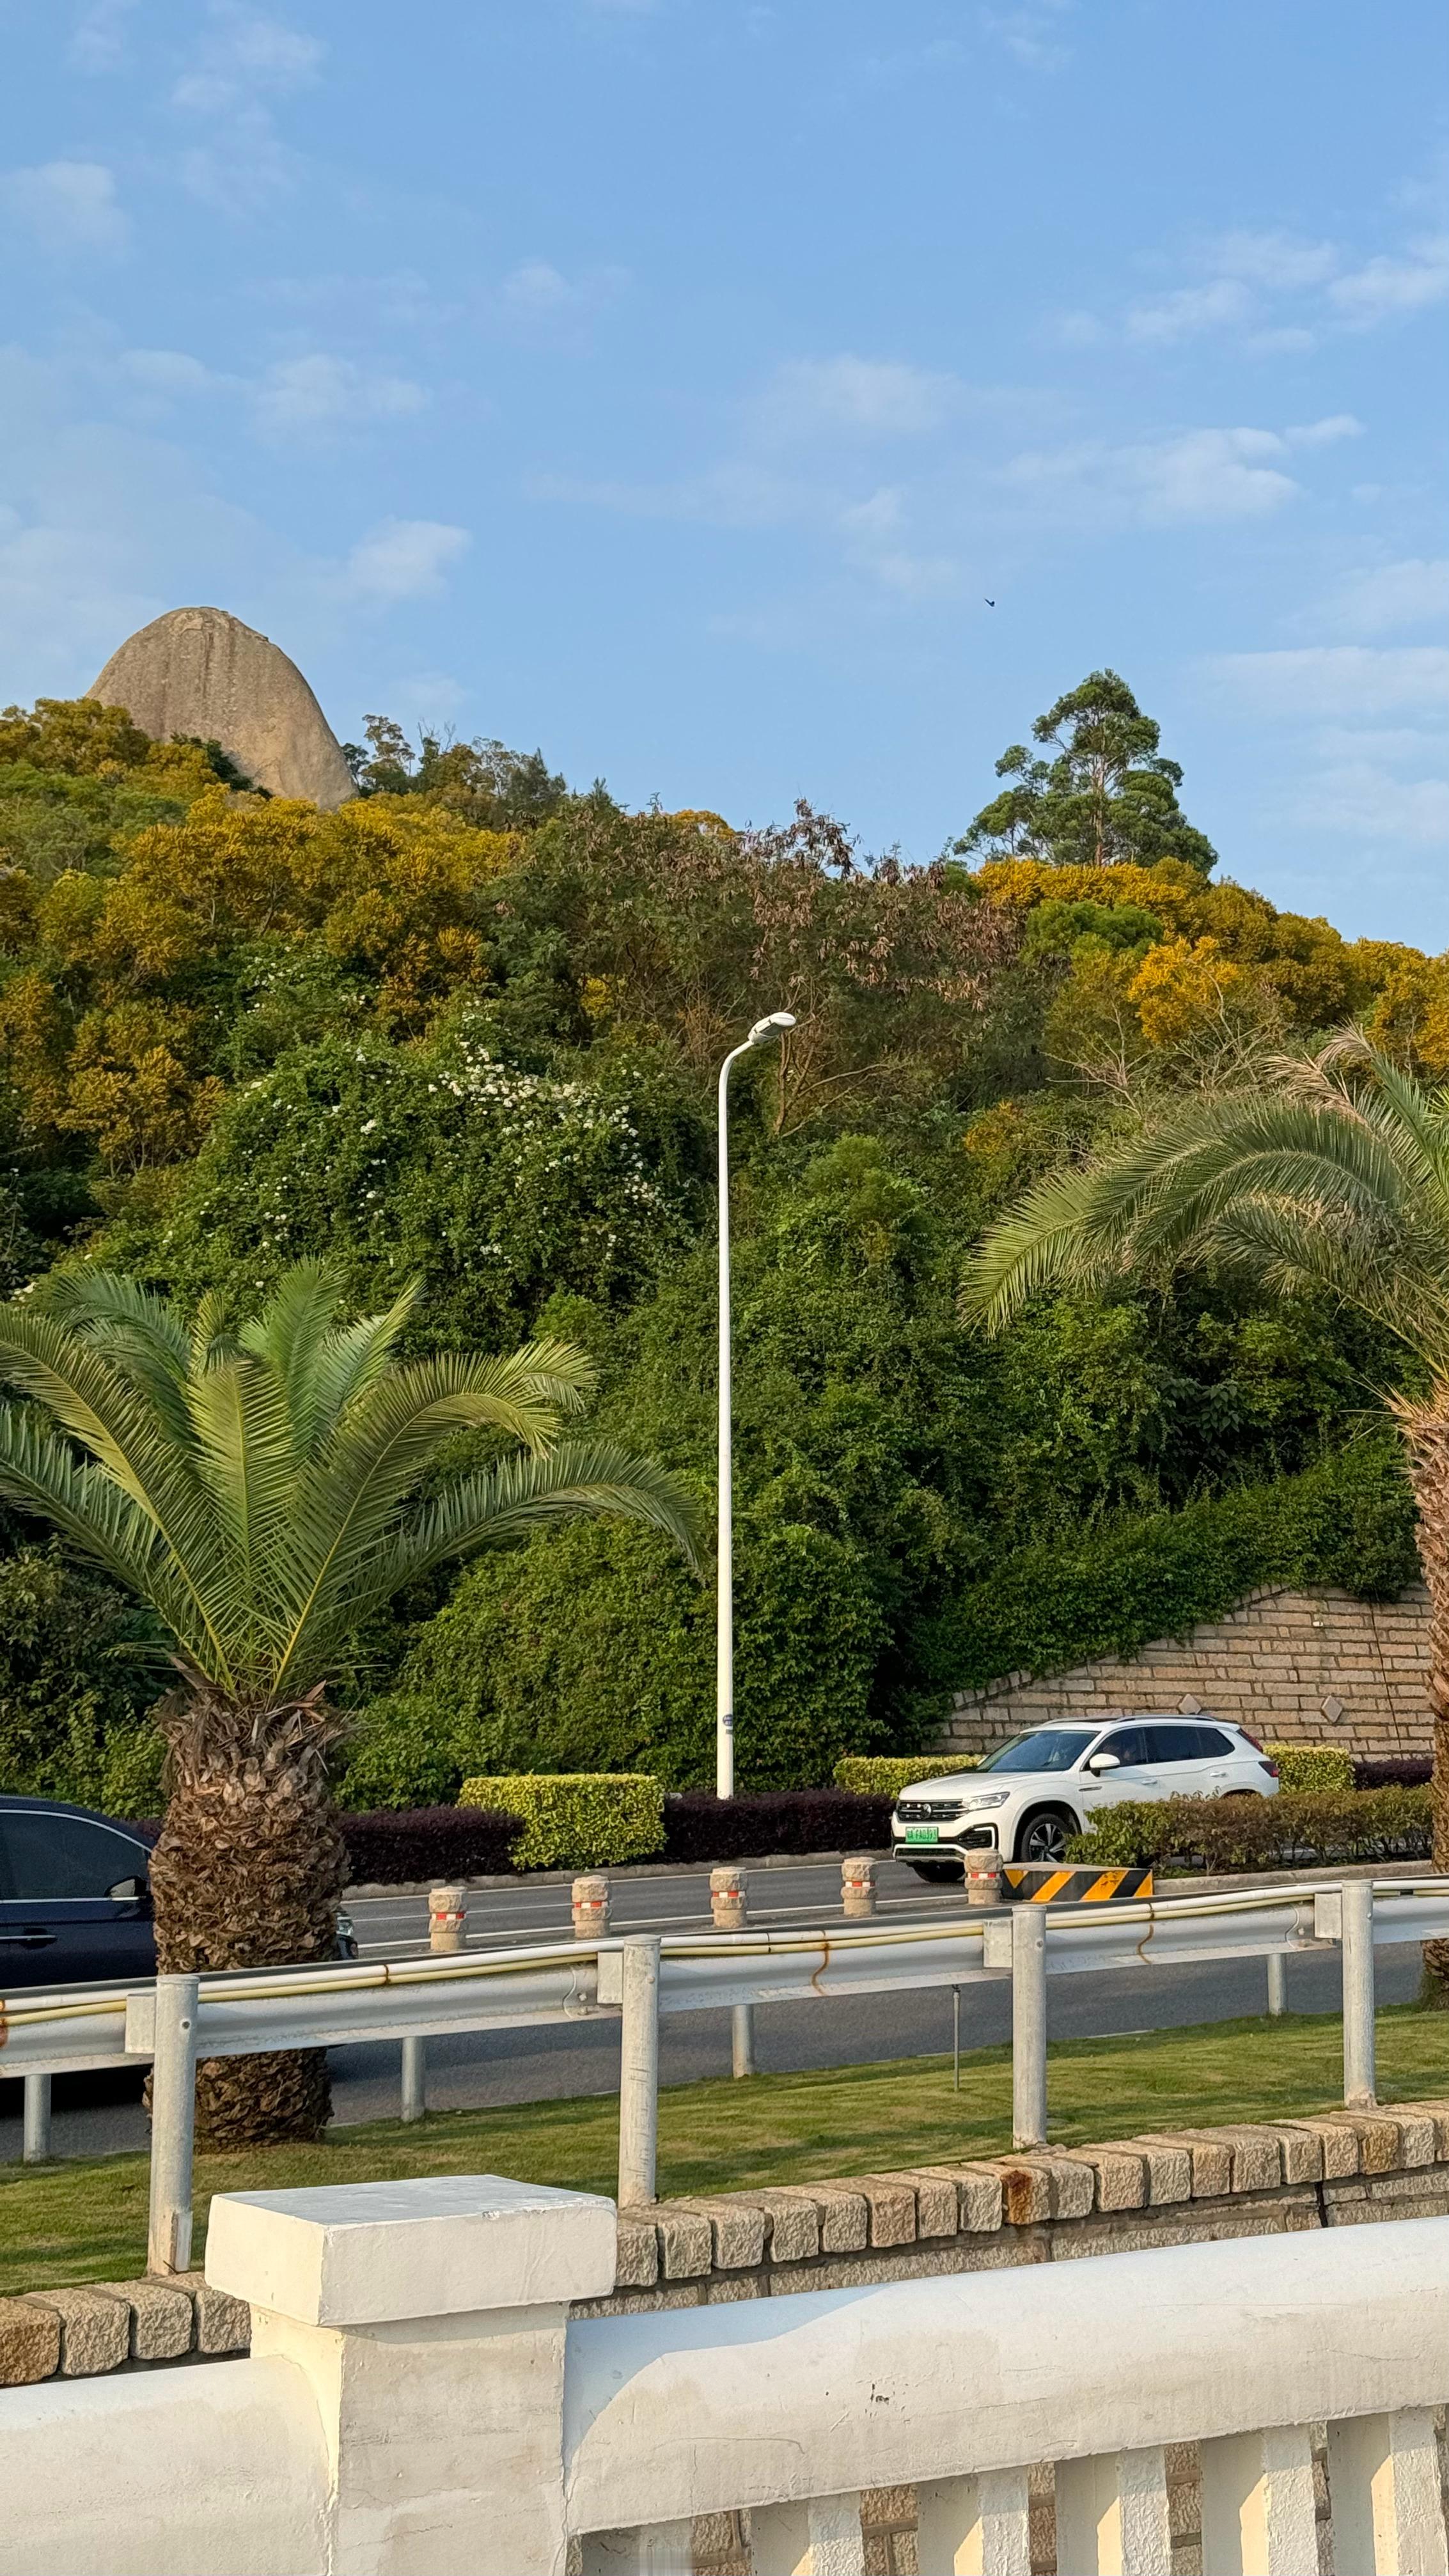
[5,2171,1449,2575]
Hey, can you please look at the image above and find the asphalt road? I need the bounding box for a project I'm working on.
[0,1859,1428,2162]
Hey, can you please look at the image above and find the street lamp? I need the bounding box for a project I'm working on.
[716,1011,795,1801]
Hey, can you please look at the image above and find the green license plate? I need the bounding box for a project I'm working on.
[904,1825,939,1844]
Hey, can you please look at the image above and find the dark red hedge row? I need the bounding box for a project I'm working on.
[661,1789,893,1862]
[1353,1758,1431,1790]
[340,1805,522,1884]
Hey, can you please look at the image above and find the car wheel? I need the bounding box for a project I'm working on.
[1015,1807,1073,1864]
[908,1859,964,1882]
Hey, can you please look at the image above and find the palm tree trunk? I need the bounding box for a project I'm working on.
[1397,1406,1449,1999]
[148,1692,347,2146]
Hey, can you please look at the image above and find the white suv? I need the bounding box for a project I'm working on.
[890,1715,1280,1879]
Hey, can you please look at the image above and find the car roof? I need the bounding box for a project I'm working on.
[0,1795,152,1834]
[1031,1712,1229,1726]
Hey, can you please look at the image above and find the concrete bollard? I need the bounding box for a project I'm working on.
[966,1852,1003,1907]
[572,1874,611,1940]
[710,1865,748,1932]
[842,1855,877,1919]
[429,1884,467,1954]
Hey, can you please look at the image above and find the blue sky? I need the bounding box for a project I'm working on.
[1,1,1445,939]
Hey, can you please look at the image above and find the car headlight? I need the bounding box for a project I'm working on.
[960,1791,1010,1810]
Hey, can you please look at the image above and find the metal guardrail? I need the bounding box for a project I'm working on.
[4,1875,1446,2274]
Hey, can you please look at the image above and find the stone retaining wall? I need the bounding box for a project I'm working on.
[933,1582,1432,1763]
[8,2102,1449,2384]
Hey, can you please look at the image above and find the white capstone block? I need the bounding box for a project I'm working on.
[206,2171,617,2325]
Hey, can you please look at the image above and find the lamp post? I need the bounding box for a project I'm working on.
[716,1012,794,1802]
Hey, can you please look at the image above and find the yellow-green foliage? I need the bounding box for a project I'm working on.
[457,1773,666,1870]
[833,1754,980,1795]
[1264,1743,1355,1792]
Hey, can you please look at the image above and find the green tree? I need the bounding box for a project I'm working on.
[957,671,1218,875]
[962,1029,1449,1932]
[0,1260,699,2144]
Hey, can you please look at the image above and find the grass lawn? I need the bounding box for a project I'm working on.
[4,2002,1447,2296]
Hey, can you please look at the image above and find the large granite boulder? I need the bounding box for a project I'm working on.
[87,605,354,808]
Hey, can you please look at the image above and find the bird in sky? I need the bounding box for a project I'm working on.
[984,597,996,607]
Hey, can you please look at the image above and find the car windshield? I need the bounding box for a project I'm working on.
[978,1727,1097,1774]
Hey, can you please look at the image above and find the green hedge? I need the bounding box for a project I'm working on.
[1265,1743,1355,1793]
[833,1754,980,1795]
[456,1773,666,1870]
[920,1440,1416,1692]
[1065,1787,1429,1872]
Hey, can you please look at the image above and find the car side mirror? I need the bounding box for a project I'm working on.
[107,1875,150,1901]
[1086,1752,1120,1773]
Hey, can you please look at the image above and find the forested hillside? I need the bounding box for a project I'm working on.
[0,678,1434,1810]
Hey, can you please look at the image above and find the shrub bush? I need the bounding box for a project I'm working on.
[332,1695,464,1812]
[1355,1757,1432,1790]
[1265,1744,1355,1793]
[457,1773,666,1870]
[1065,1786,1430,1873]
[340,1806,522,1885]
[833,1755,980,1795]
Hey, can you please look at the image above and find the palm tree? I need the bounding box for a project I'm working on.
[0,1261,701,2144]
[964,1031,1449,1887]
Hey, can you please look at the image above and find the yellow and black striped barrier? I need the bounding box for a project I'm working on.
[1002,1863,1154,1904]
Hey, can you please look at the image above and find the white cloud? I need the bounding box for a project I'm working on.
[3,160,127,256]
[1125,280,1251,345]
[172,4,323,112]
[1207,230,1340,290]
[343,519,471,602]
[1323,559,1449,638]
[1206,646,1449,721]
[251,355,427,439]
[979,1,1073,72]
[1282,414,1363,448]
[1287,762,1449,848]
[68,0,138,72]
[499,257,629,320]
[1329,235,1449,325]
[1003,425,1303,526]
[754,355,957,440]
[171,6,322,212]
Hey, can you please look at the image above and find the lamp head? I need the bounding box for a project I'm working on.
[747,1011,795,1046]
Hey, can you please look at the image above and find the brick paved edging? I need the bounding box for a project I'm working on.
[579,2100,1449,2316]
[8,2102,1449,2385]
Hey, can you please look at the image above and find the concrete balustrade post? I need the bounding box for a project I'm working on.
[1055,2447,1172,2576]
[841,1855,876,1919]
[1200,2425,1319,2575]
[573,1873,611,1940]
[429,1882,467,1953]
[206,2172,617,2576]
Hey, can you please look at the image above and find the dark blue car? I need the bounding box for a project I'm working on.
[0,1797,157,1988]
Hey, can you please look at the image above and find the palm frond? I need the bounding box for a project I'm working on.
[280,1439,702,1681]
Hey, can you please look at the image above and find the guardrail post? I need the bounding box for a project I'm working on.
[618,1934,661,2206]
[1012,1903,1047,2150]
[22,2072,52,2163]
[1342,1878,1376,2107]
[147,1971,199,2274]
[842,1855,876,1919]
[1267,1952,1287,2017]
[401,2035,427,2122]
